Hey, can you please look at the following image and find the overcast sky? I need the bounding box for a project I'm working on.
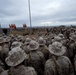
[0,0,76,28]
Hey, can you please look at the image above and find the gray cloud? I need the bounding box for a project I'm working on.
[0,0,76,28]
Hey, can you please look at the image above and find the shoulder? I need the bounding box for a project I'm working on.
[58,56,71,64]
[37,51,44,56]
[45,59,54,67]
[60,56,70,60]
[0,70,8,75]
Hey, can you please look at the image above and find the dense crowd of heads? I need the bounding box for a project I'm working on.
[0,26,76,75]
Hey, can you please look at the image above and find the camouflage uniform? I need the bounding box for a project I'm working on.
[45,56,74,75]
[45,41,74,75]
[38,45,50,60]
[27,51,45,75]
[1,65,37,75]
[38,37,50,60]
[21,44,30,54]
[0,60,5,74]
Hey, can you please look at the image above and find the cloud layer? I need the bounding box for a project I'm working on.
[0,0,76,28]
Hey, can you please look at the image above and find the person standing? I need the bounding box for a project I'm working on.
[27,40,45,75]
[45,41,74,75]
[2,28,8,36]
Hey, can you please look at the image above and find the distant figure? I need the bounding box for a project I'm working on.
[2,28,8,36]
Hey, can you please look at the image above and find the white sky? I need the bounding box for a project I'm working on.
[0,0,76,28]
